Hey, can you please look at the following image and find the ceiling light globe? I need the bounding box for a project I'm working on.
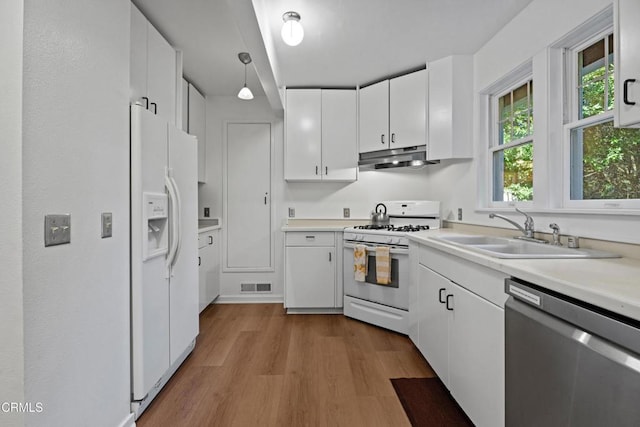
[281,13,304,46]
[237,86,254,100]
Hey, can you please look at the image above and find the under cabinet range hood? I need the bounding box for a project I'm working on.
[358,145,439,169]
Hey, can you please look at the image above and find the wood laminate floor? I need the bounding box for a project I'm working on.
[137,304,435,427]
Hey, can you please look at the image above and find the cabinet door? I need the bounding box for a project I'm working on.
[208,230,220,302]
[188,84,206,183]
[147,22,176,125]
[198,243,210,313]
[427,56,473,160]
[417,265,450,385]
[285,89,322,180]
[448,282,505,427]
[390,70,426,149]
[130,4,148,105]
[181,78,189,132]
[615,0,640,127]
[321,90,357,181]
[285,246,336,308]
[359,80,389,153]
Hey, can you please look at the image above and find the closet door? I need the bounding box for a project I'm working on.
[225,123,272,270]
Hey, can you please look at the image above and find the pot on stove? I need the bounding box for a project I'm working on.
[371,203,390,226]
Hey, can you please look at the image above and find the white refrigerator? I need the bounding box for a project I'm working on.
[130,104,199,415]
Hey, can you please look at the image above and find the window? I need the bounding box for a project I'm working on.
[490,79,533,203]
[566,32,640,206]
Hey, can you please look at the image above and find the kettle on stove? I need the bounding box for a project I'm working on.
[371,203,390,226]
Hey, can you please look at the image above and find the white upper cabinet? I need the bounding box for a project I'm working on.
[181,78,188,132]
[359,69,427,154]
[321,90,358,181]
[614,0,640,127]
[285,89,322,180]
[427,55,473,160]
[188,83,206,183]
[130,4,177,126]
[359,80,390,153]
[390,70,427,149]
[285,89,357,182]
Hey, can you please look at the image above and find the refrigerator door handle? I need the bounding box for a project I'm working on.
[169,174,182,269]
[165,172,179,276]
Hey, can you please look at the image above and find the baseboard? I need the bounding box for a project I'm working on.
[215,294,284,304]
[286,307,343,315]
[117,412,136,427]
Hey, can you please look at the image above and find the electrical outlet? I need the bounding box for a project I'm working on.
[343,208,350,218]
[204,207,210,218]
[457,208,463,221]
[288,207,295,218]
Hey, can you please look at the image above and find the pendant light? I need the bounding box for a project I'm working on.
[281,11,304,46]
[237,52,254,100]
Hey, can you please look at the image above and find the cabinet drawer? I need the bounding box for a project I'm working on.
[418,244,508,308]
[286,232,335,247]
[198,232,214,249]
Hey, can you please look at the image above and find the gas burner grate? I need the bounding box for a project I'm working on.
[354,224,430,232]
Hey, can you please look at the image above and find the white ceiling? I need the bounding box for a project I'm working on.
[133,0,534,100]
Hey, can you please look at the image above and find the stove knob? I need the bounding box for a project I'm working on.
[386,237,394,244]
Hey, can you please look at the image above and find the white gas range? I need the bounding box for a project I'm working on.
[343,201,440,334]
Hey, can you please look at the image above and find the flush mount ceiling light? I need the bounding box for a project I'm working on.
[237,52,254,100]
[281,11,304,46]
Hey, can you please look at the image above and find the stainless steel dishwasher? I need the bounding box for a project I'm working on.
[505,278,640,426]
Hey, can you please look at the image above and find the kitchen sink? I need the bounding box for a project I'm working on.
[431,234,620,259]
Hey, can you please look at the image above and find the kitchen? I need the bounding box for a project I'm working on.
[2,0,640,426]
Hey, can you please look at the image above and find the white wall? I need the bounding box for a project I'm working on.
[200,96,285,301]
[21,1,132,426]
[0,1,25,426]
[425,0,640,245]
[199,95,433,301]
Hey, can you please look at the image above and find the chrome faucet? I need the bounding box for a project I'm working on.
[549,223,562,246]
[489,208,547,243]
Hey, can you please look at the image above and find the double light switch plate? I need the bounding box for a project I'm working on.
[44,214,71,247]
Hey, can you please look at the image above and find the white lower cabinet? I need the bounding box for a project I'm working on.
[284,231,341,309]
[412,244,507,427]
[198,230,220,312]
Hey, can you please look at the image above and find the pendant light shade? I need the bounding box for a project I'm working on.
[281,11,304,46]
[237,52,254,100]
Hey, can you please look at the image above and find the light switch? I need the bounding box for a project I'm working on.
[101,212,113,238]
[288,208,295,218]
[45,214,71,247]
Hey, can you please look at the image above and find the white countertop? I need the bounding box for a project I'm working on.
[408,229,640,322]
[198,218,221,233]
[281,218,368,232]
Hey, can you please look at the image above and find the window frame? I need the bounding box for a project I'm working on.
[488,76,534,208]
[562,28,640,209]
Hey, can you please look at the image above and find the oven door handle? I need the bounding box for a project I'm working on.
[343,242,410,255]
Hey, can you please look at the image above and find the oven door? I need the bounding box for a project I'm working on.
[343,241,409,310]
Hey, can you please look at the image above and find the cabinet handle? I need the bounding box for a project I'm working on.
[624,79,637,106]
[305,235,315,240]
[381,134,385,144]
[325,166,328,175]
[329,252,332,262]
[150,102,157,114]
[198,256,201,266]
[316,165,319,175]
[208,236,213,245]
[141,96,149,109]
[391,133,396,143]
[446,294,454,311]
[438,288,446,304]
